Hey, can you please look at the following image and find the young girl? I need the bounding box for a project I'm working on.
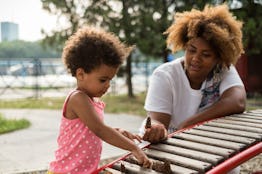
[48,27,151,174]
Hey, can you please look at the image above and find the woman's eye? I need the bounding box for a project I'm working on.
[202,53,211,58]
[187,49,196,53]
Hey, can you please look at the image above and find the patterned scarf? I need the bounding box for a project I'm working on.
[198,66,224,111]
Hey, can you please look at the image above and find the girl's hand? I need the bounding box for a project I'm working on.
[115,128,142,143]
[131,147,152,168]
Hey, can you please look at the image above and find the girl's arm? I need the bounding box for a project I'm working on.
[115,128,142,143]
[67,91,151,167]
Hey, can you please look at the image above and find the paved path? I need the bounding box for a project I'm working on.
[0,109,145,174]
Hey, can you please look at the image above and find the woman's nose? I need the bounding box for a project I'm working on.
[192,53,201,62]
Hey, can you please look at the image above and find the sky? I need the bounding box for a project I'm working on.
[0,0,57,41]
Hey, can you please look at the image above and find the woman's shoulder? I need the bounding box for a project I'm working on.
[153,57,184,74]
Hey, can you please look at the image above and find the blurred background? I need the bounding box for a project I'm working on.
[0,0,261,100]
[0,0,261,173]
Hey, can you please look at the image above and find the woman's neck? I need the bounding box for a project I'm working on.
[186,71,205,90]
[182,61,204,90]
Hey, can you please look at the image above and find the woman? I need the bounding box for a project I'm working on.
[142,3,246,142]
[141,4,246,174]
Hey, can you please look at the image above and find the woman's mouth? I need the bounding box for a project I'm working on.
[189,64,201,71]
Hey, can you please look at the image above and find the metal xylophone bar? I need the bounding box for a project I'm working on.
[96,110,262,174]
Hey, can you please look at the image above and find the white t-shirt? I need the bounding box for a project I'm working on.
[144,57,244,132]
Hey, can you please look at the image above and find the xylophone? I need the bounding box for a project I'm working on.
[96,110,262,174]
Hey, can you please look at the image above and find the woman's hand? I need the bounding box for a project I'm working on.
[142,123,168,143]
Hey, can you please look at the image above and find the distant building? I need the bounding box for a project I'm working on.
[0,21,19,42]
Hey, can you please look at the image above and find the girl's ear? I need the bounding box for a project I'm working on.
[76,68,85,80]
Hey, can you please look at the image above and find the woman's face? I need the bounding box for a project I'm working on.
[185,37,218,88]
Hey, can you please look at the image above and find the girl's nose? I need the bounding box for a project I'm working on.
[106,81,110,89]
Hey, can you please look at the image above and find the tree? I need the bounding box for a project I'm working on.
[103,0,176,96]
[41,0,111,51]
[41,0,176,97]
[44,0,262,97]
[229,0,262,94]
[230,0,262,57]
[40,0,211,97]
[0,40,60,58]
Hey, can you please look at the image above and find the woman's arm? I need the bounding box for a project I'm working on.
[177,86,246,129]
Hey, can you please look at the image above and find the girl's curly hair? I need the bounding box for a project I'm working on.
[62,26,133,76]
[165,4,244,67]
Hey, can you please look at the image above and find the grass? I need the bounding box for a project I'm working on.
[0,93,147,135]
[246,96,262,111]
[0,92,261,115]
[102,93,147,116]
[0,113,31,134]
[0,93,148,116]
[0,93,261,134]
[0,97,65,109]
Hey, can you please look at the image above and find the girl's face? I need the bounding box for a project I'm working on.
[185,37,219,88]
[76,64,118,98]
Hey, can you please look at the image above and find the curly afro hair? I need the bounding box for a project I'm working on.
[62,26,133,76]
[165,4,244,67]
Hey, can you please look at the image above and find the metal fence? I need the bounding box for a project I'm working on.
[0,58,161,99]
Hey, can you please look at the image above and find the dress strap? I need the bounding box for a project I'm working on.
[62,90,78,117]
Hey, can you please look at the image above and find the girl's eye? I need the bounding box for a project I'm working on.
[99,79,107,83]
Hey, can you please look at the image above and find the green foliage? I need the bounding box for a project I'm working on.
[40,0,262,60]
[0,114,31,134]
[41,0,112,51]
[39,0,262,97]
[0,40,61,58]
[40,0,219,61]
[39,0,216,97]
[231,1,262,56]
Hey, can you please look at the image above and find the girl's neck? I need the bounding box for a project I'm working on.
[75,87,94,100]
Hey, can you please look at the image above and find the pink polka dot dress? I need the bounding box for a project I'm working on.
[49,91,105,174]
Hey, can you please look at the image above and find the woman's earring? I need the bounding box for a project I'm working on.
[213,64,221,83]
[183,61,188,72]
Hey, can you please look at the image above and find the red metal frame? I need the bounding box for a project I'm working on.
[93,153,130,174]
[94,117,262,174]
[206,142,262,174]
[94,141,151,174]
[94,122,198,174]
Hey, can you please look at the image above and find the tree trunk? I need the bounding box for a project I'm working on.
[126,53,134,97]
[121,0,134,98]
